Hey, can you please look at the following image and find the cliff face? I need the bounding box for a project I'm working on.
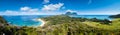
[0,16,8,26]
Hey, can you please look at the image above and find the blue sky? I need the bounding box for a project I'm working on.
[0,0,120,15]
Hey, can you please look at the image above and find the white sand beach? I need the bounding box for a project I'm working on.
[37,19,45,27]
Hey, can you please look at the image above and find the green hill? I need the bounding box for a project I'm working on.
[37,15,120,35]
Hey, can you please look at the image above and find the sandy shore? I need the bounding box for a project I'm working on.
[37,19,45,27]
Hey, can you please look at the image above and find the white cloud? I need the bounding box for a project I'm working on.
[43,0,50,4]
[66,10,77,13]
[0,10,63,15]
[41,3,64,11]
[20,7,30,11]
[0,7,40,15]
[28,9,39,12]
[0,2,65,15]
[0,6,65,15]
[20,7,39,12]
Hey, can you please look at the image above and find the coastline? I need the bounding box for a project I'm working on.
[37,18,45,27]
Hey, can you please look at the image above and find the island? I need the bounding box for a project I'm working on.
[65,11,78,15]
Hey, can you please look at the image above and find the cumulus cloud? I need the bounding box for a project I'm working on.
[0,7,63,15]
[0,7,40,15]
[0,2,65,15]
[20,7,30,11]
[41,3,64,11]
[0,10,19,15]
[43,0,50,4]
[20,7,39,12]
[0,11,44,15]
[0,11,62,15]
[66,10,77,13]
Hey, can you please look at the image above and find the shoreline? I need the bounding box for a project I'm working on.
[37,19,45,27]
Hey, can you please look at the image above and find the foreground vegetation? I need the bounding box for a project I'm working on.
[0,15,120,35]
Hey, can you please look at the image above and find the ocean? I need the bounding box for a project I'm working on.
[2,15,111,27]
[3,15,49,27]
[70,15,111,20]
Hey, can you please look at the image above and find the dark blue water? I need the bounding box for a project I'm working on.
[2,15,111,27]
[70,15,111,20]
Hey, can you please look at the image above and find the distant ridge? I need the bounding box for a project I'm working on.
[65,11,78,15]
[109,14,120,18]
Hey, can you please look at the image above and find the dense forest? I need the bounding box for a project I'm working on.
[0,15,120,35]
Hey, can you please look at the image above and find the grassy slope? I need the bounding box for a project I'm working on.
[84,18,120,30]
[36,15,120,35]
